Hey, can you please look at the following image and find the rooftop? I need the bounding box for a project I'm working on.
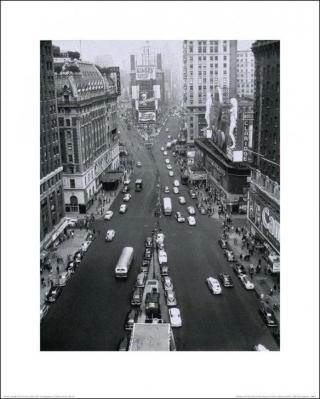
[128,323,171,351]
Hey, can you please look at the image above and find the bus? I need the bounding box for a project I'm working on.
[115,247,134,278]
[135,179,143,191]
[163,197,172,216]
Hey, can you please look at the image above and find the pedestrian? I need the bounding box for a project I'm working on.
[273,283,277,292]
[269,288,273,296]
[41,277,45,287]
[56,265,60,274]
[258,258,262,267]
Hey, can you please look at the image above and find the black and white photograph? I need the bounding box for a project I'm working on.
[2,1,319,398]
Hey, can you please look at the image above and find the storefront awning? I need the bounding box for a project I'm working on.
[100,172,123,183]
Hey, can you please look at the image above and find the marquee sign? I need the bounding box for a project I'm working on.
[136,66,156,80]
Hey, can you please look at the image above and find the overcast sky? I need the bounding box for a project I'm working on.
[53,40,254,71]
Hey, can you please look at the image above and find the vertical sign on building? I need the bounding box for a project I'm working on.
[242,111,253,162]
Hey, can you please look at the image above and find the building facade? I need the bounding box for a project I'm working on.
[40,41,65,248]
[237,49,255,98]
[54,56,121,214]
[182,40,237,143]
[248,40,280,268]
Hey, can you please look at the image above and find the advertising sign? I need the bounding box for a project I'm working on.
[242,112,253,162]
[136,66,156,80]
[138,112,156,122]
[138,89,155,110]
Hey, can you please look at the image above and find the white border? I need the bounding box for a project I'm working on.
[1,1,319,398]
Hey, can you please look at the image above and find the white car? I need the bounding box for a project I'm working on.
[239,274,255,290]
[169,171,174,177]
[173,187,179,194]
[119,204,127,214]
[156,233,165,246]
[123,193,131,202]
[66,217,77,227]
[163,151,168,156]
[206,277,222,295]
[253,344,270,351]
[161,146,165,152]
[168,135,171,139]
[124,179,131,185]
[187,206,196,215]
[166,290,177,306]
[104,210,113,220]
[158,249,168,265]
[81,240,91,252]
[225,249,235,262]
[178,196,186,205]
[187,216,196,226]
[165,159,170,164]
[175,211,185,223]
[167,165,172,170]
[59,271,72,286]
[164,186,170,193]
[105,229,116,242]
[173,180,180,187]
[169,307,182,327]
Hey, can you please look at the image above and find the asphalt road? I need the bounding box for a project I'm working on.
[40,112,279,351]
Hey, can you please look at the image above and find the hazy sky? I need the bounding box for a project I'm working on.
[53,40,254,71]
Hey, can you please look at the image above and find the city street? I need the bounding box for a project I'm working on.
[41,114,279,351]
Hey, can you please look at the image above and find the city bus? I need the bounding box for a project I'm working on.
[115,247,134,278]
[163,197,172,216]
[135,179,143,192]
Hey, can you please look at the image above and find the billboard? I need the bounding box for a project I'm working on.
[138,89,155,109]
[136,65,156,80]
[138,112,156,122]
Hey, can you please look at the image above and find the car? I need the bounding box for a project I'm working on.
[163,151,168,156]
[104,210,113,220]
[161,146,165,152]
[160,264,169,276]
[123,193,131,202]
[168,171,174,177]
[156,232,165,245]
[178,196,186,205]
[253,344,270,351]
[175,212,185,223]
[162,276,173,291]
[167,135,171,139]
[199,207,207,215]
[165,159,170,164]
[206,277,222,295]
[158,249,168,264]
[135,272,147,288]
[136,161,142,167]
[167,165,172,170]
[259,301,278,327]
[117,334,129,351]
[143,248,152,260]
[145,236,153,248]
[224,249,235,262]
[239,274,255,290]
[119,204,127,214]
[218,273,234,288]
[46,285,62,303]
[165,290,177,307]
[218,238,229,249]
[81,240,91,252]
[124,179,131,185]
[164,186,170,193]
[169,307,182,327]
[140,259,150,273]
[187,216,196,225]
[233,263,247,276]
[131,287,143,306]
[125,308,139,330]
[66,261,76,273]
[122,185,129,193]
[105,229,116,242]
[165,128,169,132]
[66,217,77,227]
[173,180,180,187]
[173,187,179,194]
[189,190,196,199]
[187,206,196,215]
[40,304,49,322]
[59,271,72,286]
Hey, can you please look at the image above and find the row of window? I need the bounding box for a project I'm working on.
[40,172,62,193]
[59,117,77,127]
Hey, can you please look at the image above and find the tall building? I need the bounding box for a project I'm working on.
[247,40,280,268]
[237,49,255,98]
[40,41,65,249]
[182,40,237,143]
[53,55,121,214]
[130,46,165,127]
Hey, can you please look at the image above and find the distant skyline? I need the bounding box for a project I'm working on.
[53,40,254,71]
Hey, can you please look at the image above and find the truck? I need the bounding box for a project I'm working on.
[145,291,161,321]
[163,197,172,216]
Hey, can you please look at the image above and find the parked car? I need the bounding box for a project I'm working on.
[259,301,278,327]
[160,264,169,276]
[169,171,174,177]
[165,289,177,307]
[224,249,235,262]
[66,261,76,273]
[187,206,196,215]
[140,259,150,273]
[167,165,172,170]
[163,151,168,156]
[169,307,182,327]
[123,193,132,202]
[143,248,152,260]
[145,236,153,248]
[206,277,222,295]
[161,146,165,152]
[105,229,116,242]
[173,187,179,194]
[189,190,196,199]
[117,334,129,351]
[104,211,113,221]
[199,207,207,215]
[253,344,270,351]
[173,180,180,187]
[218,273,234,288]
[178,196,186,204]
[125,308,139,331]
[165,159,170,164]
[40,304,49,322]
[119,204,127,214]
[158,249,168,264]
[122,185,129,193]
[175,212,185,223]
[46,285,62,303]
[124,179,131,185]
[81,240,91,252]
[162,276,173,291]
[136,161,142,167]
[156,233,165,245]
[233,263,247,277]
[239,274,255,290]
[135,272,147,288]
[218,238,228,249]
[187,216,196,226]
[131,287,143,306]
[59,271,72,286]
[164,186,170,193]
